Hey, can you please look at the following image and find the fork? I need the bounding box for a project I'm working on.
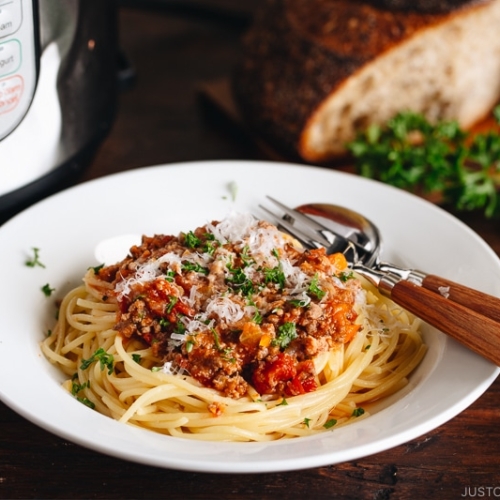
[261,196,500,366]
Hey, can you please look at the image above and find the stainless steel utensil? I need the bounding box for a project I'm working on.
[261,196,500,366]
[292,200,500,324]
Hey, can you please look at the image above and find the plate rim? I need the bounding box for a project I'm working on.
[1,159,498,473]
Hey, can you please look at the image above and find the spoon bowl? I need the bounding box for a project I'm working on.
[296,203,382,261]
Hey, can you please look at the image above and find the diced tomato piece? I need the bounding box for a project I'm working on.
[252,354,318,396]
[172,300,194,317]
[142,333,153,345]
[252,353,296,395]
[284,360,318,396]
[285,377,306,396]
[300,376,318,394]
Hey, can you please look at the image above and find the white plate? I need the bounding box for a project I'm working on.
[0,160,498,473]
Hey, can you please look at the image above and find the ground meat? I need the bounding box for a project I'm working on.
[88,214,361,399]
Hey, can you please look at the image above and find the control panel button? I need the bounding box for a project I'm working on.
[0,0,37,141]
[0,0,23,39]
[0,74,22,115]
[0,39,21,76]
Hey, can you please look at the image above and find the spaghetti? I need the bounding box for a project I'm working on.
[42,212,426,441]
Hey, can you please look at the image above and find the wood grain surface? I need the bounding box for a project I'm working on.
[1,4,499,499]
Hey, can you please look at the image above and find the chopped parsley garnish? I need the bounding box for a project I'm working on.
[165,296,178,314]
[227,180,238,201]
[252,309,263,324]
[263,263,286,290]
[71,379,90,396]
[212,328,222,350]
[132,354,142,364]
[159,317,170,329]
[164,270,175,282]
[324,419,337,429]
[272,322,297,349]
[289,298,309,308]
[80,348,115,375]
[70,377,94,409]
[41,283,55,297]
[347,107,500,218]
[78,397,95,409]
[226,264,255,296]
[182,262,209,275]
[222,347,236,363]
[173,320,186,335]
[25,247,45,268]
[338,271,355,282]
[240,245,255,267]
[184,231,201,249]
[201,233,219,255]
[245,298,263,324]
[90,263,105,274]
[352,407,365,417]
[307,274,326,300]
[202,240,218,256]
[303,418,311,428]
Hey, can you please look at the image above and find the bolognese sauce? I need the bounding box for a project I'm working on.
[90,213,362,399]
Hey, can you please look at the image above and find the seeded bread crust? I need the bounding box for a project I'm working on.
[233,0,499,162]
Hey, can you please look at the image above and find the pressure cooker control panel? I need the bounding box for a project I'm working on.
[0,0,38,141]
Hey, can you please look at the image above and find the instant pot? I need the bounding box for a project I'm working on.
[0,0,118,215]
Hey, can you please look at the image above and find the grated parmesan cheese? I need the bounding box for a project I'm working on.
[93,211,373,399]
[206,211,257,244]
[205,296,245,323]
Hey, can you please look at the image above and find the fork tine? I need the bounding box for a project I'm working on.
[265,195,366,253]
[259,205,329,249]
[265,196,328,232]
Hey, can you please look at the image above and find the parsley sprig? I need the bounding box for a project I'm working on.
[25,247,45,268]
[226,263,255,296]
[272,322,297,349]
[347,107,500,217]
[41,283,55,297]
[80,348,115,375]
[263,264,286,290]
[70,374,95,409]
[307,274,325,300]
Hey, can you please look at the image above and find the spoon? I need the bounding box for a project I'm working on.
[294,202,500,324]
[294,203,382,267]
[263,197,500,366]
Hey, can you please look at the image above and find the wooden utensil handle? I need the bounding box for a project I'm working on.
[422,275,500,323]
[387,280,500,366]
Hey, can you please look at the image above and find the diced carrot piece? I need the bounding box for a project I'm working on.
[259,333,272,347]
[240,322,265,347]
[328,252,348,271]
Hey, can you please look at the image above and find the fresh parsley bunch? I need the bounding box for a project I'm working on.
[347,106,500,217]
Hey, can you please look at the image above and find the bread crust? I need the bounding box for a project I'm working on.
[366,0,486,14]
[233,0,496,162]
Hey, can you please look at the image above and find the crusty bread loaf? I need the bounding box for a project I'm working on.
[233,0,500,163]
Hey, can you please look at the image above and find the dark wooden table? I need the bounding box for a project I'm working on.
[2,4,500,499]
